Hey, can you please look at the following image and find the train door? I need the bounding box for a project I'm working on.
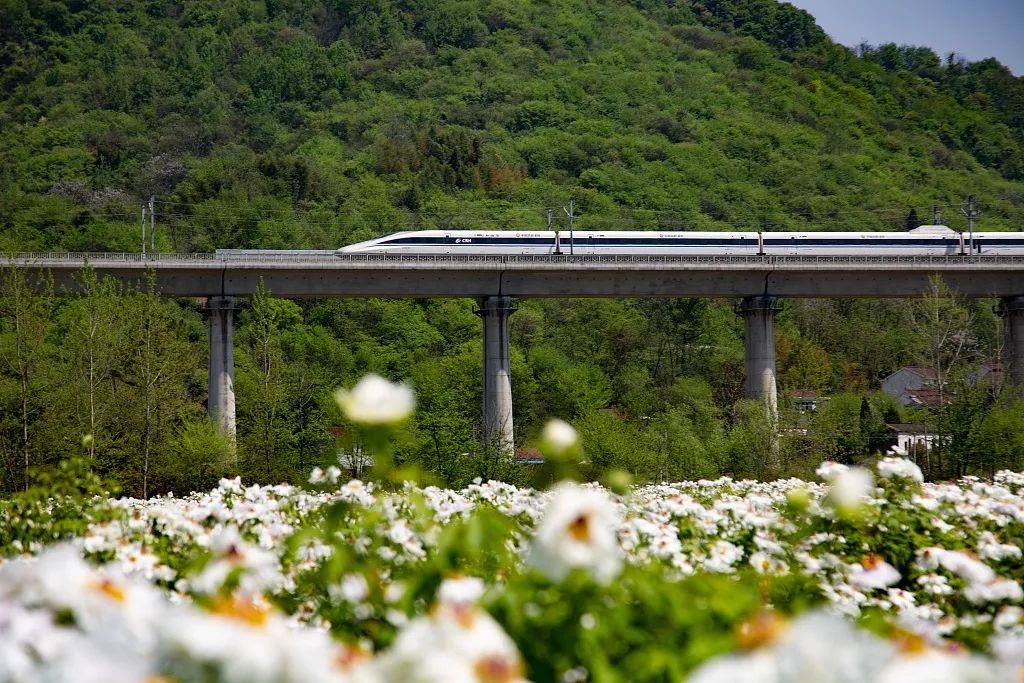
[567,234,595,255]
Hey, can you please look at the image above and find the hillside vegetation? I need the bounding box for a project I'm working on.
[1,0,1024,495]
[2,0,1024,248]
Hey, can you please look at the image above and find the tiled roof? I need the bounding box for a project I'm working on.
[886,423,930,434]
[902,367,939,379]
[906,388,945,406]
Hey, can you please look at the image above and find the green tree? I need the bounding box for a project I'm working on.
[970,399,1024,476]
[121,271,196,498]
[935,380,991,479]
[805,393,868,465]
[576,409,655,481]
[0,261,53,490]
[725,400,778,479]
[236,279,301,482]
[63,264,122,461]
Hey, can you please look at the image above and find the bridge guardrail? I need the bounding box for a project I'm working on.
[8,253,1024,267]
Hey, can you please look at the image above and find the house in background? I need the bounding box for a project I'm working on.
[784,389,826,413]
[881,367,944,407]
[904,388,945,408]
[515,448,545,466]
[885,423,940,456]
[968,362,1004,391]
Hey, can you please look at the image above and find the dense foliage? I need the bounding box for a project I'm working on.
[3,0,1024,250]
[2,0,1024,494]
[3,261,1023,495]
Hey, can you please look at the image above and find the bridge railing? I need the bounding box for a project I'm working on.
[8,252,1024,266]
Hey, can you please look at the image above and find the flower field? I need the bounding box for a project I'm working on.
[2,458,1024,682]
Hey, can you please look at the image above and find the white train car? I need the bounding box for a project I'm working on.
[336,226,1024,257]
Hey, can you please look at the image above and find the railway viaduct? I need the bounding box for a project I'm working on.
[9,251,1024,452]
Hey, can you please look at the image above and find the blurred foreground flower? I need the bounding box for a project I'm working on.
[334,375,415,425]
[378,601,528,683]
[877,457,924,483]
[529,482,622,583]
[540,419,578,456]
[817,462,874,511]
[848,554,901,590]
[687,609,1015,683]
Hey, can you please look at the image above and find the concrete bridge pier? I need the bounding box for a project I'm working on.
[997,295,1024,391]
[738,295,782,414]
[476,296,516,454]
[205,296,237,450]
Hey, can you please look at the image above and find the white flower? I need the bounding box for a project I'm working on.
[686,610,893,683]
[704,540,743,573]
[964,578,1024,605]
[686,651,778,683]
[332,574,369,604]
[991,632,1024,667]
[749,552,788,575]
[529,482,622,584]
[978,533,1022,562]
[917,573,954,596]
[438,576,485,606]
[334,374,415,425]
[815,461,848,482]
[829,467,874,509]
[379,602,526,683]
[877,650,1014,683]
[848,556,901,590]
[937,550,996,585]
[877,457,924,483]
[541,419,578,454]
[324,466,342,484]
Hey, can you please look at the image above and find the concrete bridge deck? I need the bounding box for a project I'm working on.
[12,252,1024,298]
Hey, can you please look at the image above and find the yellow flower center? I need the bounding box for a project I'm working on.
[474,655,524,683]
[91,578,126,603]
[568,513,591,542]
[209,595,269,627]
[862,554,883,570]
[736,611,787,650]
[334,644,372,671]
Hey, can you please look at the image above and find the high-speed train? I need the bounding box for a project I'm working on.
[337,225,1024,256]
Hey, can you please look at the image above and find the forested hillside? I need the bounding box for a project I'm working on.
[2,0,1024,495]
[2,0,1024,247]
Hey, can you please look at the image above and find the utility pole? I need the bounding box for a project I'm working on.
[140,204,147,258]
[961,195,980,254]
[563,198,575,256]
[149,196,156,255]
[932,205,942,224]
[548,208,561,255]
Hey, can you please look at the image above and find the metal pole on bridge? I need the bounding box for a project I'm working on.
[564,199,575,256]
[962,195,979,254]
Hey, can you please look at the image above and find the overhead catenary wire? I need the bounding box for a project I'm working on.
[87,197,1000,242]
